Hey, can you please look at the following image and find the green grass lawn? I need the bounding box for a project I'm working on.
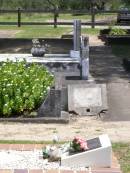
[0,25,100,38]
[0,13,116,22]
[58,13,116,21]
[82,28,100,35]
[113,143,130,173]
[15,26,72,38]
[0,25,72,38]
[0,13,53,22]
[0,12,112,38]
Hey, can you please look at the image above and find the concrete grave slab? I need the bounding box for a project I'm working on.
[0,54,80,63]
[61,134,112,168]
[68,84,108,116]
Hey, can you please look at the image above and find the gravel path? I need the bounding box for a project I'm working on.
[0,150,45,169]
[0,149,89,170]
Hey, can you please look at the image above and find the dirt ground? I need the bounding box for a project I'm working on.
[0,116,130,142]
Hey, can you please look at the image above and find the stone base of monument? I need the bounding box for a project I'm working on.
[38,88,69,118]
[68,84,108,116]
[61,134,112,168]
[70,50,80,59]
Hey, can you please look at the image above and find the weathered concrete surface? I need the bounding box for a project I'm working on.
[103,82,130,121]
[90,43,130,121]
[68,84,107,116]
[90,45,130,83]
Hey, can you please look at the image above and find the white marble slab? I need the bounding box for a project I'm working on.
[0,54,80,63]
[61,134,112,168]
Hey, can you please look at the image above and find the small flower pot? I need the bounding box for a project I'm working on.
[31,47,46,57]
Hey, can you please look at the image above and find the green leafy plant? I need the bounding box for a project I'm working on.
[109,28,127,35]
[0,60,54,117]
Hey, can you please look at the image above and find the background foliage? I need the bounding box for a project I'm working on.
[0,0,128,10]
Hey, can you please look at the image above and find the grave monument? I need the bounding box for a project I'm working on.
[38,19,91,118]
[61,134,112,167]
[0,19,108,120]
[67,20,108,116]
[68,84,108,116]
[81,36,89,80]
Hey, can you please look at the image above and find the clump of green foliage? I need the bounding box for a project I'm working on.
[0,60,54,117]
[109,28,127,35]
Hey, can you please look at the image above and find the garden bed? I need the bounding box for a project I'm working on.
[0,61,55,119]
[99,29,130,44]
[0,60,72,123]
[100,29,130,36]
[106,35,130,44]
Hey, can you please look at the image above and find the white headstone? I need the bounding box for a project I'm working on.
[61,134,112,168]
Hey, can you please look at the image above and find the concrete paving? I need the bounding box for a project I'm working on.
[105,82,130,121]
[89,38,130,121]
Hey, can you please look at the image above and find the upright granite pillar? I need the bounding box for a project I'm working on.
[73,20,81,51]
[70,20,81,58]
[81,36,89,80]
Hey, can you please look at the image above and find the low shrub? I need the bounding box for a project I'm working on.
[109,28,127,36]
[0,60,54,117]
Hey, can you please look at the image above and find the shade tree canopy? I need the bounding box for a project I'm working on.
[0,0,129,10]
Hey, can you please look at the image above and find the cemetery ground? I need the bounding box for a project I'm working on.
[0,117,130,172]
[0,25,130,172]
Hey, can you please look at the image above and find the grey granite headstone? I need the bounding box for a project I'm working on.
[73,20,81,51]
[38,88,68,118]
[81,36,89,52]
[38,89,61,117]
[82,58,89,80]
[81,36,89,80]
[68,84,108,116]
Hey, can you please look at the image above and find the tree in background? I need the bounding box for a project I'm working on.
[67,0,91,10]
[106,0,123,10]
[0,0,128,10]
[123,0,130,8]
